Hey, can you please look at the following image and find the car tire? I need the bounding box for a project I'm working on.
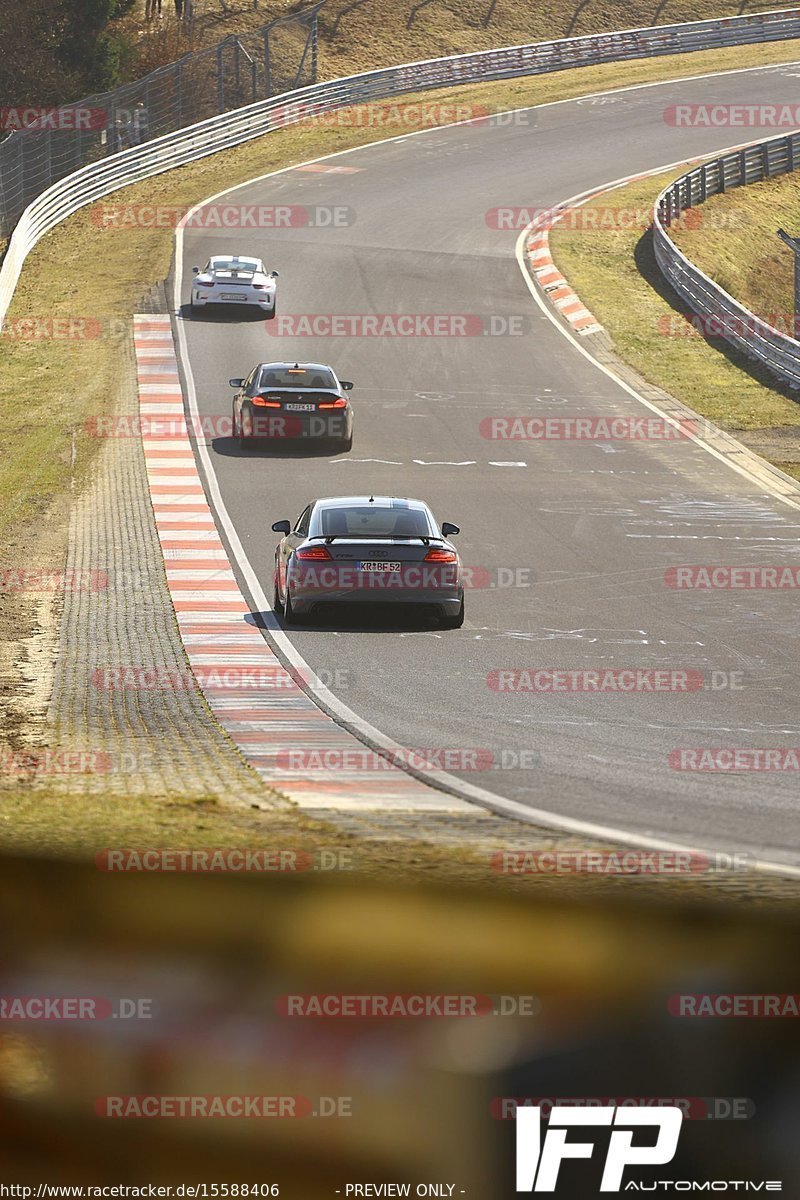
[272,573,284,615]
[341,434,353,452]
[238,407,253,450]
[189,300,198,316]
[440,595,464,630]
[284,589,297,625]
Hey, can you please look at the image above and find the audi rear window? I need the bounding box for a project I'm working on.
[313,506,433,538]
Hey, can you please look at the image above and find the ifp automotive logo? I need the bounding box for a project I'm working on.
[515,1105,782,1192]
[515,1105,683,1192]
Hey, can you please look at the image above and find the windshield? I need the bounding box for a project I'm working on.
[312,505,434,538]
[259,367,337,390]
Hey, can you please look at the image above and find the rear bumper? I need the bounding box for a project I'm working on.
[246,411,352,441]
[288,565,462,610]
[290,590,463,614]
[192,292,275,310]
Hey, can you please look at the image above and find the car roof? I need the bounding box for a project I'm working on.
[313,496,430,510]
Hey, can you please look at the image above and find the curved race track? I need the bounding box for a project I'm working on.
[175,61,800,867]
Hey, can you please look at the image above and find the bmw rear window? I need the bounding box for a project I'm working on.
[259,367,337,389]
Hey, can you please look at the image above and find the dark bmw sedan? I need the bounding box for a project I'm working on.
[272,496,464,628]
[230,361,354,450]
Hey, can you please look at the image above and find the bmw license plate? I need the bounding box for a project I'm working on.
[358,561,402,572]
[285,403,315,412]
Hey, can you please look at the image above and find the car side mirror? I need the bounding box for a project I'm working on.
[272,520,291,534]
[229,378,244,388]
[192,266,200,275]
[270,270,280,278]
[339,381,354,391]
[441,522,460,536]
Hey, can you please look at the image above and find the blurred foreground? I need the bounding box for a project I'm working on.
[0,854,797,1195]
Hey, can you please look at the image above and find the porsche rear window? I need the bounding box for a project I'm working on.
[212,259,259,273]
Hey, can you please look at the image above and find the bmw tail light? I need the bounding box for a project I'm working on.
[424,548,457,563]
[252,396,282,408]
[295,545,333,561]
[318,397,348,409]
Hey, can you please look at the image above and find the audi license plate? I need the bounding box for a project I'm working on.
[285,403,315,412]
[358,561,402,572]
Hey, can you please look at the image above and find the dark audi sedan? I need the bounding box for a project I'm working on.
[230,361,354,450]
[272,496,464,628]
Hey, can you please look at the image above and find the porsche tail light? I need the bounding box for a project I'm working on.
[295,545,333,561]
[194,279,214,287]
[424,548,457,563]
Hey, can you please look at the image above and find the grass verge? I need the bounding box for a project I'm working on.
[550,169,800,432]
[669,168,800,329]
[115,0,787,84]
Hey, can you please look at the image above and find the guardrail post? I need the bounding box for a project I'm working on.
[174,63,183,126]
[700,163,707,203]
[263,28,272,97]
[762,141,770,179]
[789,135,796,173]
[44,129,52,190]
[739,147,748,186]
[216,43,225,112]
[311,11,319,82]
[777,228,800,340]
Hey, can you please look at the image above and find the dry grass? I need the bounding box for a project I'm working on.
[669,169,800,329]
[550,169,800,431]
[114,0,787,83]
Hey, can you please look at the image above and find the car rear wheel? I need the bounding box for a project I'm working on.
[238,407,253,450]
[272,573,284,615]
[284,589,297,625]
[440,596,464,630]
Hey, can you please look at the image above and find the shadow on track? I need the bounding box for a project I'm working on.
[211,437,346,459]
[253,603,445,634]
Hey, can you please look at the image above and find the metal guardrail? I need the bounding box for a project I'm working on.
[654,128,800,389]
[3,7,800,333]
